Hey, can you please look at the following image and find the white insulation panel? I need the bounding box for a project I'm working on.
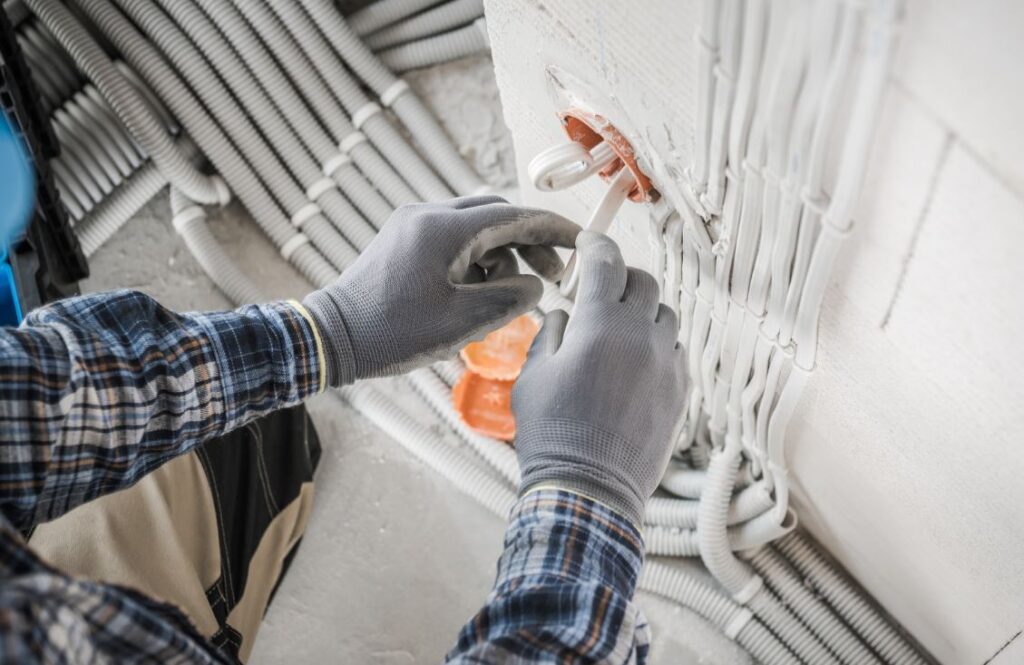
[485,1,1024,662]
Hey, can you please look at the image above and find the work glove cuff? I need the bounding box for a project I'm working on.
[301,289,358,387]
[516,419,647,528]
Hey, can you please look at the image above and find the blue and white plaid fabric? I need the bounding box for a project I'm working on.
[448,489,650,664]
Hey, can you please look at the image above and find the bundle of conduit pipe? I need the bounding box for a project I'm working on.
[6,0,931,662]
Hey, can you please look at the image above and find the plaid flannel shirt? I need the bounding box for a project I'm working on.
[0,290,649,663]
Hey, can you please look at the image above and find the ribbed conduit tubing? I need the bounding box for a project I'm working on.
[698,448,757,593]
[194,0,393,233]
[229,0,419,209]
[74,0,337,288]
[106,0,353,276]
[377,19,489,73]
[25,0,227,206]
[749,547,885,665]
[339,383,516,519]
[170,189,265,306]
[296,0,485,196]
[407,367,521,486]
[150,0,364,265]
[76,162,165,256]
[774,533,928,665]
[348,0,440,36]
[265,0,453,201]
[639,562,800,665]
[365,0,484,51]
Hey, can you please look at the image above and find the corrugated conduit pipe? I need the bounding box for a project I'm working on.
[25,0,229,208]
[227,0,418,210]
[365,0,484,51]
[73,0,338,288]
[347,0,440,36]
[76,162,165,257]
[377,18,490,73]
[699,446,840,664]
[640,562,800,665]
[748,546,886,665]
[774,533,927,665]
[169,188,265,306]
[297,0,487,196]
[146,0,365,265]
[264,0,455,202]
[105,0,356,276]
[195,0,393,232]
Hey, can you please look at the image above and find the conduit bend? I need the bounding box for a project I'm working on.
[109,0,357,274]
[170,188,265,306]
[73,0,337,288]
[150,0,364,267]
[25,0,228,207]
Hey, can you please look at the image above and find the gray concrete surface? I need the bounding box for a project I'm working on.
[82,55,747,664]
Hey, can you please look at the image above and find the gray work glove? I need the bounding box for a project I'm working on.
[512,231,689,527]
[303,196,580,385]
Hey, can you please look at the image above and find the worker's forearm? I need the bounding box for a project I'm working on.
[0,289,322,530]
[447,489,650,664]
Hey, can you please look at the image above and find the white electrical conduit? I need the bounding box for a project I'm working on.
[558,167,635,299]
[296,0,486,197]
[339,383,517,518]
[763,0,839,341]
[107,0,357,275]
[690,0,721,199]
[73,0,338,288]
[640,563,801,665]
[194,0,394,233]
[151,0,369,262]
[748,546,885,665]
[17,23,76,108]
[377,18,489,73]
[227,0,418,209]
[24,0,229,208]
[745,6,807,316]
[263,0,454,202]
[170,189,265,306]
[793,2,897,370]
[774,533,927,665]
[701,0,742,213]
[778,3,856,347]
[365,0,484,51]
[528,141,616,193]
[348,0,441,36]
[76,161,166,256]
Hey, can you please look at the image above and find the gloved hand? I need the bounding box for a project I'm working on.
[512,231,689,527]
[303,196,580,385]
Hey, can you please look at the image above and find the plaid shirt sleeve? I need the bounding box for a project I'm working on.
[448,489,651,664]
[0,289,323,531]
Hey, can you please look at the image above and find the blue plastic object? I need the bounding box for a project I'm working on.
[0,112,34,324]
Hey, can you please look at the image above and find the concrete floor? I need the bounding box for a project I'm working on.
[83,56,748,664]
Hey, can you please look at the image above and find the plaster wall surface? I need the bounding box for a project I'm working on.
[484,1,1024,663]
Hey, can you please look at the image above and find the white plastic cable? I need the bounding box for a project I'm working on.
[377,18,489,73]
[365,0,484,52]
[228,0,418,208]
[348,0,440,37]
[296,0,485,196]
[26,0,227,206]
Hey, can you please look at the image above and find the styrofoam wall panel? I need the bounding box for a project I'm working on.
[486,1,1024,662]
